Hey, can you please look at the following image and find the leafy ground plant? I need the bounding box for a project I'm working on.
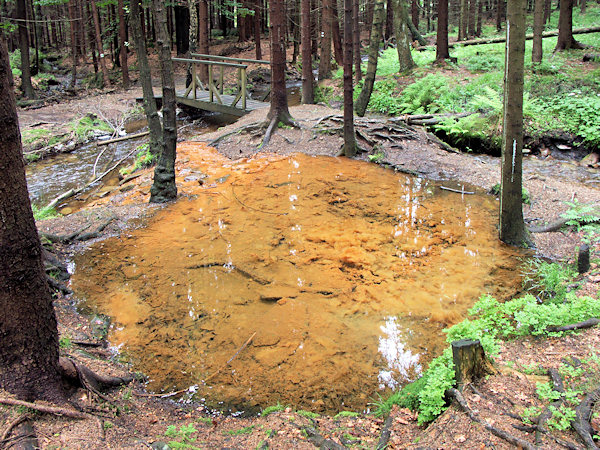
[164,424,201,449]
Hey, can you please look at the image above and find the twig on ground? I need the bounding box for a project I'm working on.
[0,414,30,443]
[204,331,257,383]
[440,186,475,195]
[97,131,150,147]
[446,388,537,450]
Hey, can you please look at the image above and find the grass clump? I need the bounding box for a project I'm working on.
[333,411,360,419]
[31,204,59,221]
[70,114,113,141]
[261,402,285,416]
[120,144,156,176]
[296,410,319,419]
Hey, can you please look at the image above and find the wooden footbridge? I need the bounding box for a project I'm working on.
[167,54,271,117]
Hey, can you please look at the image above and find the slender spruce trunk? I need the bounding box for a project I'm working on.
[532,0,544,62]
[130,0,163,158]
[355,0,386,116]
[118,0,129,88]
[436,0,451,61]
[343,0,357,156]
[394,0,415,72]
[301,0,314,104]
[318,0,333,80]
[499,0,531,246]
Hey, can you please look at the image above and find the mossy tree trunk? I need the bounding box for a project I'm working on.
[130,0,163,158]
[499,0,531,247]
[355,0,386,117]
[149,0,178,203]
[393,0,415,73]
[268,0,293,125]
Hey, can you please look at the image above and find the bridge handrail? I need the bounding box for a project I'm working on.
[190,53,270,65]
[171,57,248,69]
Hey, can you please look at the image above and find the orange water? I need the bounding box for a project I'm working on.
[71,152,522,414]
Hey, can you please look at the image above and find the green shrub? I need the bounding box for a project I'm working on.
[398,74,450,114]
[31,204,59,221]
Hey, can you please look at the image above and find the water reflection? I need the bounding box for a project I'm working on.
[71,150,523,414]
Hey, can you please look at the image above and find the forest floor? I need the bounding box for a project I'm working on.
[3,40,600,449]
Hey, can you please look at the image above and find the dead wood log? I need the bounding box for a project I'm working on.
[445,388,537,450]
[97,131,150,146]
[572,386,600,449]
[536,368,565,445]
[297,424,347,450]
[425,132,461,153]
[417,26,600,50]
[451,339,495,391]
[546,318,600,333]
[578,244,591,274]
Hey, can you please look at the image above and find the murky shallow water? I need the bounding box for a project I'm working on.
[71,152,523,414]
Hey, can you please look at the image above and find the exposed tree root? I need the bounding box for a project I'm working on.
[528,217,570,233]
[0,414,30,443]
[375,414,393,450]
[446,388,537,450]
[536,368,565,446]
[41,215,116,244]
[547,318,600,333]
[296,422,347,449]
[573,386,600,449]
[208,121,264,147]
[59,357,133,391]
[0,398,90,420]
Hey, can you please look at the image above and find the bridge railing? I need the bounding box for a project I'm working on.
[172,55,270,111]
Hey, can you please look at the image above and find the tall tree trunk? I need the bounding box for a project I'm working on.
[394,0,415,72]
[68,0,77,87]
[499,0,530,247]
[467,0,477,37]
[496,0,504,30]
[130,0,162,158]
[86,1,99,73]
[353,0,361,82]
[268,0,293,123]
[318,0,333,80]
[555,0,583,50]
[198,0,209,83]
[301,0,314,103]
[476,0,483,35]
[411,0,420,27]
[174,5,190,55]
[292,0,300,64]
[77,0,87,62]
[355,0,386,117]
[543,0,551,24]
[436,0,451,61]
[254,0,262,59]
[532,0,544,62]
[185,0,198,87]
[385,0,394,40]
[16,0,34,98]
[90,0,110,86]
[118,0,129,88]
[332,1,344,64]
[343,0,357,156]
[150,0,177,203]
[459,0,468,39]
[0,40,63,402]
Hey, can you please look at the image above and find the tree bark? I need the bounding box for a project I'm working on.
[332,1,344,64]
[0,40,63,402]
[343,0,357,156]
[118,0,129,88]
[318,0,333,80]
[149,0,178,203]
[496,0,504,31]
[68,0,78,88]
[555,0,583,51]
[254,0,262,60]
[16,0,34,98]
[468,0,477,37]
[90,0,111,86]
[411,0,420,28]
[499,0,531,247]
[268,0,293,124]
[532,0,544,62]
[129,0,162,158]
[198,0,209,83]
[436,0,451,61]
[355,0,386,116]
[353,0,362,82]
[301,0,314,104]
[393,0,415,72]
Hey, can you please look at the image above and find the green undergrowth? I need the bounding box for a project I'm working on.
[120,144,156,176]
[376,259,600,425]
[31,204,59,221]
[70,114,113,141]
[356,4,600,151]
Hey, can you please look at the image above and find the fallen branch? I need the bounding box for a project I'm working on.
[0,414,30,443]
[208,122,263,147]
[573,386,600,449]
[528,217,570,233]
[426,132,461,153]
[546,318,600,333]
[417,26,600,50]
[536,368,565,446]
[446,388,537,450]
[376,414,394,450]
[440,186,475,195]
[204,331,257,383]
[45,188,77,210]
[97,131,150,146]
[133,388,188,398]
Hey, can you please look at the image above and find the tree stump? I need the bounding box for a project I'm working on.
[578,244,590,274]
[452,339,494,391]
